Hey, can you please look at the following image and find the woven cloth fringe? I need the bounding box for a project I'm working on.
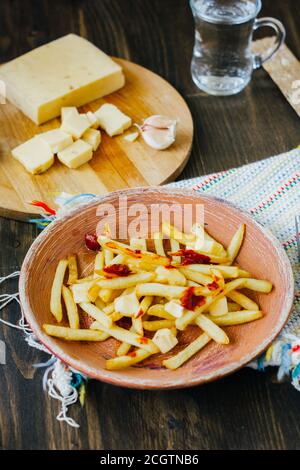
[1,150,300,427]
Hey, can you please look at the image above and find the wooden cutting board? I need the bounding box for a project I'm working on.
[0,58,193,220]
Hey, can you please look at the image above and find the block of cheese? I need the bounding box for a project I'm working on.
[95,104,132,136]
[86,111,100,129]
[0,34,125,124]
[82,128,101,151]
[61,112,91,139]
[152,328,178,354]
[12,136,54,174]
[38,128,73,153]
[57,139,93,169]
[61,107,78,123]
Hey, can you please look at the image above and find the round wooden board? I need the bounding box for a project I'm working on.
[0,58,193,220]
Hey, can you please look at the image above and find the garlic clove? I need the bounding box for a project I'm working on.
[140,115,177,150]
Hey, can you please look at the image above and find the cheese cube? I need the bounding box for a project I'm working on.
[152,328,178,354]
[69,281,95,303]
[0,34,125,124]
[12,136,54,174]
[61,107,78,123]
[114,292,140,317]
[61,112,91,139]
[209,297,228,316]
[38,128,73,153]
[86,111,100,129]
[95,104,132,136]
[155,266,186,286]
[57,139,93,169]
[82,128,101,151]
[164,300,184,319]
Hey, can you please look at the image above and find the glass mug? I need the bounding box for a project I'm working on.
[190,0,286,95]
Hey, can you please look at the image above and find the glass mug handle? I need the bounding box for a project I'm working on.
[253,17,286,69]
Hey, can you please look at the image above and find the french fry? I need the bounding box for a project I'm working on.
[116,342,132,356]
[43,324,107,341]
[98,272,155,290]
[95,297,106,310]
[226,224,245,264]
[130,238,147,251]
[238,269,251,278]
[132,317,143,336]
[241,278,273,293]
[106,348,153,370]
[99,287,123,303]
[90,321,159,353]
[88,283,101,302]
[163,333,211,370]
[67,255,78,284]
[93,252,104,277]
[142,320,175,331]
[227,301,241,312]
[227,290,259,311]
[182,264,239,279]
[79,302,112,328]
[136,283,186,299]
[153,232,165,256]
[103,240,169,266]
[195,314,229,344]
[50,259,68,322]
[103,301,115,315]
[147,304,175,320]
[104,247,114,266]
[179,267,213,285]
[62,285,79,329]
[204,310,263,325]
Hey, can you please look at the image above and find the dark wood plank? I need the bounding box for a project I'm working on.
[0,0,300,451]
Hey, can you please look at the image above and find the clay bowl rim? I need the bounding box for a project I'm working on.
[19,187,295,389]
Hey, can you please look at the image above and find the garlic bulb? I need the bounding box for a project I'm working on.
[139,115,177,150]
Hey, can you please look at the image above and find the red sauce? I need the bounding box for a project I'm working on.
[136,309,144,319]
[180,287,206,311]
[85,233,100,251]
[127,351,137,357]
[103,264,132,277]
[171,249,211,265]
[292,345,300,353]
[165,262,176,269]
[138,337,149,344]
[207,280,219,291]
[134,249,141,254]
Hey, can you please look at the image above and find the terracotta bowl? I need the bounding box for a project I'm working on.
[19,187,294,389]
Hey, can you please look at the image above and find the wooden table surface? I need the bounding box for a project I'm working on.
[1,0,300,450]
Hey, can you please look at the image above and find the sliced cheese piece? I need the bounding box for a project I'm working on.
[61,112,91,139]
[0,34,125,124]
[114,292,140,317]
[95,104,132,136]
[82,128,101,151]
[86,111,100,129]
[12,136,54,174]
[164,300,184,319]
[124,131,139,142]
[57,139,93,169]
[38,128,73,153]
[152,328,178,354]
[61,106,78,123]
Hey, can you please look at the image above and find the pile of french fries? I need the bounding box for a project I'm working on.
[43,222,273,370]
